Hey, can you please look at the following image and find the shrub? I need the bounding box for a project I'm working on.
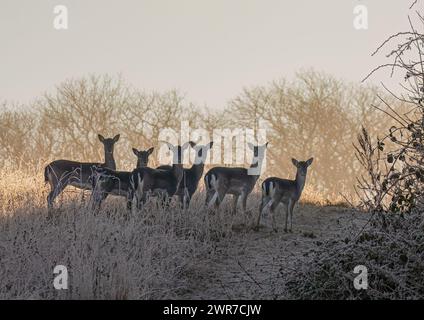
[282,209,424,299]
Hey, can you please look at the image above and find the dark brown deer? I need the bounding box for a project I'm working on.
[89,147,155,209]
[175,141,213,208]
[44,134,120,208]
[129,142,191,209]
[204,142,268,214]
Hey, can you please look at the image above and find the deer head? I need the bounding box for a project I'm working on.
[98,134,120,154]
[190,141,214,165]
[132,147,154,168]
[291,158,314,177]
[164,141,192,165]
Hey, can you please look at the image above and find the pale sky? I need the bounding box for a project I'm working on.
[0,0,418,109]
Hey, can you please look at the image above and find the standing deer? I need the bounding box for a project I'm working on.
[175,141,213,208]
[148,142,213,208]
[89,147,155,209]
[129,142,191,209]
[44,134,120,208]
[204,142,268,214]
[257,158,313,232]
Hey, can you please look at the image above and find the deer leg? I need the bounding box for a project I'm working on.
[257,195,271,228]
[47,184,59,218]
[179,192,190,210]
[213,190,223,208]
[164,193,172,209]
[139,188,149,209]
[183,188,191,210]
[138,190,150,209]
[206,189,218,208]
[207,187,224,209]
[284,202,290,232]
[256,197,263,229]
[183,195,191,210]
[135,177,147,210]
[135,196,142,210]
[270,200,280,232]
[231,195,239,215]
[47,182,58,208]
[47,180,68,209]
[216,183,229,208]
[240,192,248,214]
[89,187,104,211]
[127,185,136,211]
[215,192,223,208]
[126,191,133,211]
[92,197,102,212]
[178,194,184,208]
[141,195,149,209]
[205,189,212,206]
[47,190,55,209]
[186,195,191,209]
[289,200,296,232]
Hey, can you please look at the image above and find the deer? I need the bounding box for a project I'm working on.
[89,147,155,209]
[257,158,313,232]
[144,141,213,208]
[204,142,268,214]
[175,141,213,208]
[129,142,191,209]
[44,134,120,208]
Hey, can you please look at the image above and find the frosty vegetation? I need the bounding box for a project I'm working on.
[273,10,424,299]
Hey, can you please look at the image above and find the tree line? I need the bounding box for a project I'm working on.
[0,71,402,197]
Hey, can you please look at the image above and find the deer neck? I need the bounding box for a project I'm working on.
[136,159,145,169]
[104,150,116,170]
[295,171,307,197]
[189,162,205,181]
[171,163,184,181]
[249,155,264,179]
[171,150,185,179]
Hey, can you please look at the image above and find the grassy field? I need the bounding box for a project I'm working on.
[0,168,365,299]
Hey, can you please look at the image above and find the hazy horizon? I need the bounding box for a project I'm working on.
[0,0,417,109]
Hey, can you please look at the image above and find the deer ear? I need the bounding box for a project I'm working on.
[292,158,299,167]
[306,158,314,166]
[165,142,174,150]
[181,142,191,150]
[132,148,139,156]
[189,141,196,148]
[147,147,154,155]
[98,134,105,142]
[113,134,120,142]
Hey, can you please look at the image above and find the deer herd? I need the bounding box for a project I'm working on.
[44,134,313,232]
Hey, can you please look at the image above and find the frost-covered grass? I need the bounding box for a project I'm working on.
[280,210,424,299]
[0,168,353,299]
[0,168,233,299]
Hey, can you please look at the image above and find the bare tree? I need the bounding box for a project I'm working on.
[357,10,424,212]
[228,70,395,197]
